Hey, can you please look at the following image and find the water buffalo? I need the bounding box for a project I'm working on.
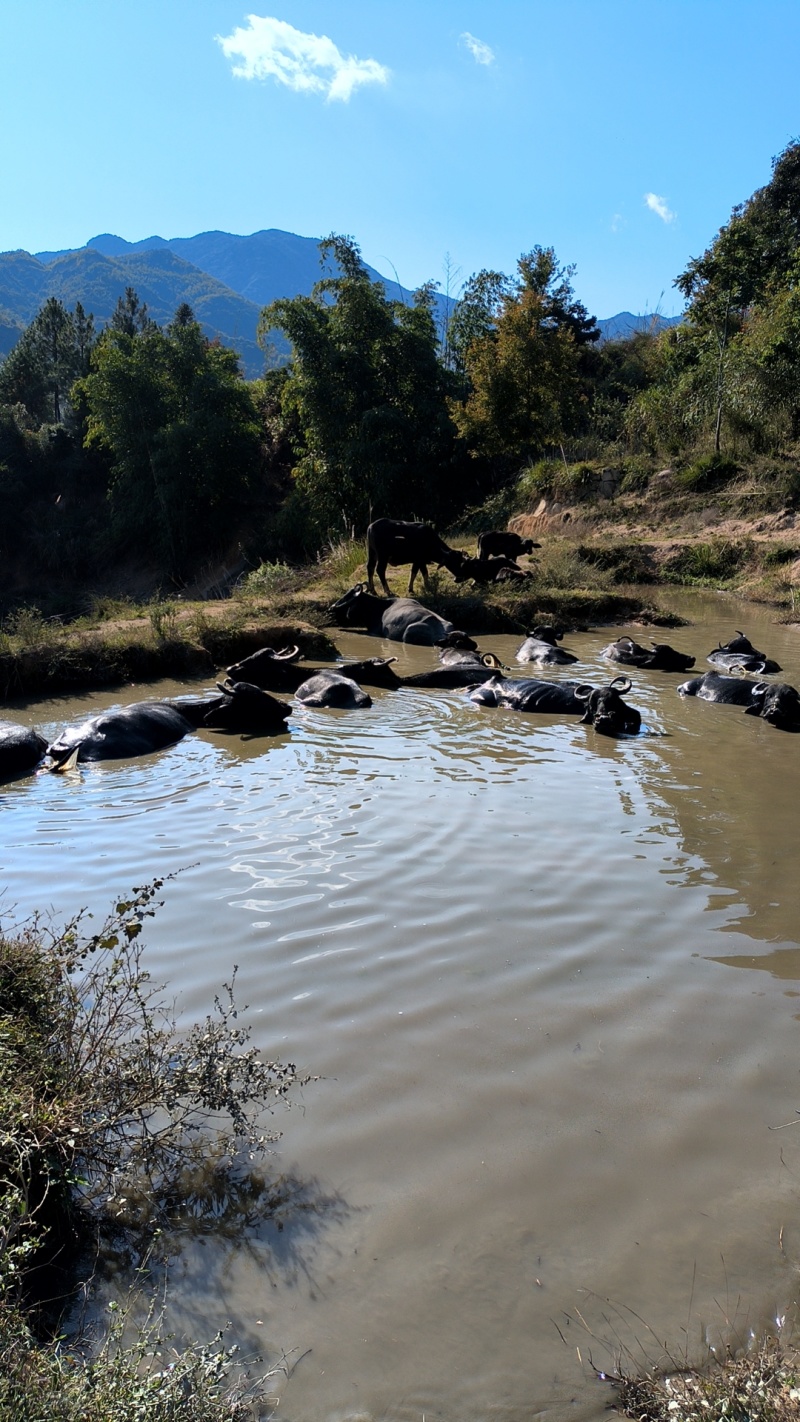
[295,670,372,709]
[226,644,302,690]
[477,531,540,560]
[330,584,471,646]
[574,677,641,736]
[0,721,48,781]
[366,519,465,596]
[451,555,529,585]
[678,671,800,729]
[469,673,641,735]
[48,683,291,763]
[516,627,578,667]
[707,631,781,675]
[602,635,695,672]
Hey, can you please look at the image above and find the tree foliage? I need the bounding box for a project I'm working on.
[79,303,263,577]
[260,234,461,540]
[450,247,599,464]
[0,298,95,426]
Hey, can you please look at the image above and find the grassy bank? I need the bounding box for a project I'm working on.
[0,882,308,1420]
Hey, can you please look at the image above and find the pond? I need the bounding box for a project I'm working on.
[2,591,800,1421]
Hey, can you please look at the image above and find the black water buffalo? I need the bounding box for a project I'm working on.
[48,683,291,763]
[707,631,781,675]
[574,677,641,736]
[679,671,800,730]
[516,627,578,666]
[330,584,471,646]
[602,635,695,672]
[226,644,302,690]
[477,531,540,560]
[295,670,372,709]
[468,673,640,735]
[452,555,528,585]
[366,519,465,596]
[468,675,594,714]
[0,721,48,781]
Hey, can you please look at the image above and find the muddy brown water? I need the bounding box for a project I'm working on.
[2,591,800,1420]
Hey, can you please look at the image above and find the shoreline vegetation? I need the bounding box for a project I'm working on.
[3,495,800,701]
[0,883,310,1421]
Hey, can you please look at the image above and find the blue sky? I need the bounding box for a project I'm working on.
[1,1,799,318]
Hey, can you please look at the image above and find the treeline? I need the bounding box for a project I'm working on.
[3,142,800,601]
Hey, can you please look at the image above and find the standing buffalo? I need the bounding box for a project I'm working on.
[330,584,472,646]
[602,635,695,672]
[707,632,781,674]
[477,531,540,560]
[366,519,465,596]
[0,721,48,782]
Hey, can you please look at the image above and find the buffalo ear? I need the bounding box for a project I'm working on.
[609,676,632,694]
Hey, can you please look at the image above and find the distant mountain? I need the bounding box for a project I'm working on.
[596,310,683,343]
[0,227,682,377]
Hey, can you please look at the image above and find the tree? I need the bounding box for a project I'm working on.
[0,298,95,426]
[260,235,461,540]
[451,247,599,464]
[79,308,263,577]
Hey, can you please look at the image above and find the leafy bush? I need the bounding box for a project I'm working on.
[577,543,657,583]
[237,560,300,597]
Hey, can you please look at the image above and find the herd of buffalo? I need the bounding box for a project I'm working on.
[1,519,799,785]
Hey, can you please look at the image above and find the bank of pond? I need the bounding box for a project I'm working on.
[2,588,799,786]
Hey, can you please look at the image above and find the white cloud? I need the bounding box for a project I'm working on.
[216,15,390,102]
[611,212,625,233]
[460,31,495,65]
[644,192,676,224]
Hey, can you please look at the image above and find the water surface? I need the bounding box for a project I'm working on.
[2,593,800,1420]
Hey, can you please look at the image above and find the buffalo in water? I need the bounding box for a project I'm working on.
[295,670,372,709]
[516,627,578,667]
[48,682,291,764]
[468,674,641,735]
[706,631,781,675]
[602,635,695,673]
[678,671,800,730]
[0,722,48,782]
[330,584,474,647]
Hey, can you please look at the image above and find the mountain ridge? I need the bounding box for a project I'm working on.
[0,228,683,376]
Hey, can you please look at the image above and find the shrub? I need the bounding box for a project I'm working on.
[675,454,739,492]
[664,538,753,583]
[237,560,300,597]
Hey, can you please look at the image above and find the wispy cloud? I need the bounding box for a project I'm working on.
[216,15,390,102]
[644,192,675,224]
[460,31,495,65]
[611,212,625,233]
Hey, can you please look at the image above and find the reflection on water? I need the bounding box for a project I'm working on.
[2,594,800,1420]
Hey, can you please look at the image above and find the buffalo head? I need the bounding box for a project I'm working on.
[744,681,800,731]
[575,676,641,737]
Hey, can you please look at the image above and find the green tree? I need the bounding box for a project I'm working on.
[260,235,460,540]
[452,247,599,463]
[0,298,95,426]
[79,308,262,577]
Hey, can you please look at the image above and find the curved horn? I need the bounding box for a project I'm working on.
[275,644,300,661]
[481,651,505,669]
[48,745,81,773]
[573,683,595,702]
[609,676,633,694]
